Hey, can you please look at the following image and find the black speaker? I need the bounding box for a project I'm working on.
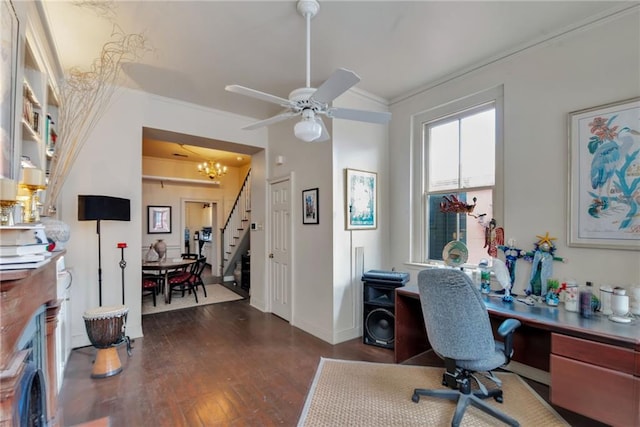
[362,270,409,350]
[364,305,395,348]
[78,195,131,221]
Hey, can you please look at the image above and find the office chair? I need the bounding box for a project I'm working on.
[412,268,521,427]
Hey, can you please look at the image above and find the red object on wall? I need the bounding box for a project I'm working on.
[117,242,127,248]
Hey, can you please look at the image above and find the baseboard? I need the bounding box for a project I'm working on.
[505,361,550,385]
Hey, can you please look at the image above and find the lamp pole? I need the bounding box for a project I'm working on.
[96,219,103,306]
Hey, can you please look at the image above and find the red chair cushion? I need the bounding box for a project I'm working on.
[143,279,158,289]
[168,272,191,284]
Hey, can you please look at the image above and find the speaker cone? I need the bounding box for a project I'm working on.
[365,308,395,344]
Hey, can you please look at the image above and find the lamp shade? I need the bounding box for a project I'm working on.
[78,195,131,221]
[294,118,322,142]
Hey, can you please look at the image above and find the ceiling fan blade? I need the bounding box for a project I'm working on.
[242,110,299,130]
[311,68,361,105]
[327,107,392,124]
[226,85,293,108]
[314,116,330,142]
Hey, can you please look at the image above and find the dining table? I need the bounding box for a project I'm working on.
[142,258,197,303]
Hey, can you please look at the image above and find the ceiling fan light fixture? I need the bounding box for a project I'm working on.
[294,110,322,142]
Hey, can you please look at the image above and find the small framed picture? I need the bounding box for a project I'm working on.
[302,188,319,225]
[346,168,377,230]
[147,205,171,234]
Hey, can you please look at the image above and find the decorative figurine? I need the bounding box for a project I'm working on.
[493,258,514,302]
[545,279,561,306]
[498,238,524,295]
[479,217,504,258]
[439,194,477,214]
[524,232,566,297]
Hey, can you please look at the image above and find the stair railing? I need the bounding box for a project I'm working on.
[221,169,251,276]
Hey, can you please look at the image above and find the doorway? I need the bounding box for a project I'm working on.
[182,199,219,276]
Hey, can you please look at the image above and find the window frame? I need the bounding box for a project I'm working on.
[410,86,504,265]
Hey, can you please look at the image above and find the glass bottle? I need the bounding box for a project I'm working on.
[579,281,593,318]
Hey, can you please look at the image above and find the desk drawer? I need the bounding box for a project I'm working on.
[552,333,635,374]
[551,354,639,426]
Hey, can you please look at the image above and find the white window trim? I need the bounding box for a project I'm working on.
[410,86,504,265]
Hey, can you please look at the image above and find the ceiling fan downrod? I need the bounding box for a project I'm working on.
[297,0,319,89]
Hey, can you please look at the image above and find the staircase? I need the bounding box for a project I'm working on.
[221,170,251,279]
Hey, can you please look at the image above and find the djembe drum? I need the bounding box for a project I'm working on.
[83,305,129,378]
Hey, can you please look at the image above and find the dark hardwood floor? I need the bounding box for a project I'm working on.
[59,299,607,426]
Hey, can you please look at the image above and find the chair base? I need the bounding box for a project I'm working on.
[412,367,519,427]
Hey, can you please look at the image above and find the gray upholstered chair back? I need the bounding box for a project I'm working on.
[417,268,495,361]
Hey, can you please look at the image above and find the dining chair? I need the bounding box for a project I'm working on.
[142,275,161,306]
[168,257,207,303]
[191,256,208,298]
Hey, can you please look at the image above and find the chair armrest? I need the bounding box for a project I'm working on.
[497,318,521,363]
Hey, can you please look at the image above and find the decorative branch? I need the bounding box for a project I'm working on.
[44,26,149,214]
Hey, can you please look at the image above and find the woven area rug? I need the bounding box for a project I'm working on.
[298,358,569,427]
[142,283,243,315]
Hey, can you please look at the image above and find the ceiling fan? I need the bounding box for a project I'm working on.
[225,0,391,142]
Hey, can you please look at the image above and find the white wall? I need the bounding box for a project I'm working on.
[389,10,640,291]
[59,89,266,348]
[262,88,389,344]
[266,116,335,340]
[331,90,390,343]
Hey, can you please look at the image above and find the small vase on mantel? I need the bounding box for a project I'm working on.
[153,239,167,261]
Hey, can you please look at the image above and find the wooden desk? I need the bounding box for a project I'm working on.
[395,285,640,427]
[142,259,196,303]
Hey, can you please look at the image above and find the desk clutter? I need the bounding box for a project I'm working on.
[501,282,639,324]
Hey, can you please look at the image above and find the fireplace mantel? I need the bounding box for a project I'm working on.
[0,252,63,426]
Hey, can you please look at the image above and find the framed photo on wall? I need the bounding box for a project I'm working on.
[345,168,377,230]
[568,97,640,250]
[302,188,319,224]
[147,205,171,234]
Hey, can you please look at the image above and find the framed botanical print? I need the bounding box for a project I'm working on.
[568,97,640,250]
[345,168,377,230]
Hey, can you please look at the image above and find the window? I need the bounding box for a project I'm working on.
[411,87,503,266]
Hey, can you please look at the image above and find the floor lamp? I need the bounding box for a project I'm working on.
[78,195,131,306]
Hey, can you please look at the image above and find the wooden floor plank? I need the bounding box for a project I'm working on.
[59,299,606,426]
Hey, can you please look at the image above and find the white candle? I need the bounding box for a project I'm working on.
[20,168,44,187]
[0,178,17,200]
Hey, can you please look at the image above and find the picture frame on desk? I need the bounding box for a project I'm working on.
[1,0,19,180]
[147,205,171,234]
[345,168,377,230]
[568,97,640,250]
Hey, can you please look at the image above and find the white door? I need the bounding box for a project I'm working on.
[269,178,292,321]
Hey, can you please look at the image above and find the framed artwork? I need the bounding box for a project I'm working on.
[302,187,319,224]
[147,205,172,234]
[1,0,19,180]
[568,97,640,250]
[345,168,377,230]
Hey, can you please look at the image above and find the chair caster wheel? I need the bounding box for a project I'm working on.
[494,396,503,403]
[412,393,420,403]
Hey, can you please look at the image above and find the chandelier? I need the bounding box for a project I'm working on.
[197,160,228,180]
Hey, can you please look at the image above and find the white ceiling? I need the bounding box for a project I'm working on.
[42,0,634,160]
